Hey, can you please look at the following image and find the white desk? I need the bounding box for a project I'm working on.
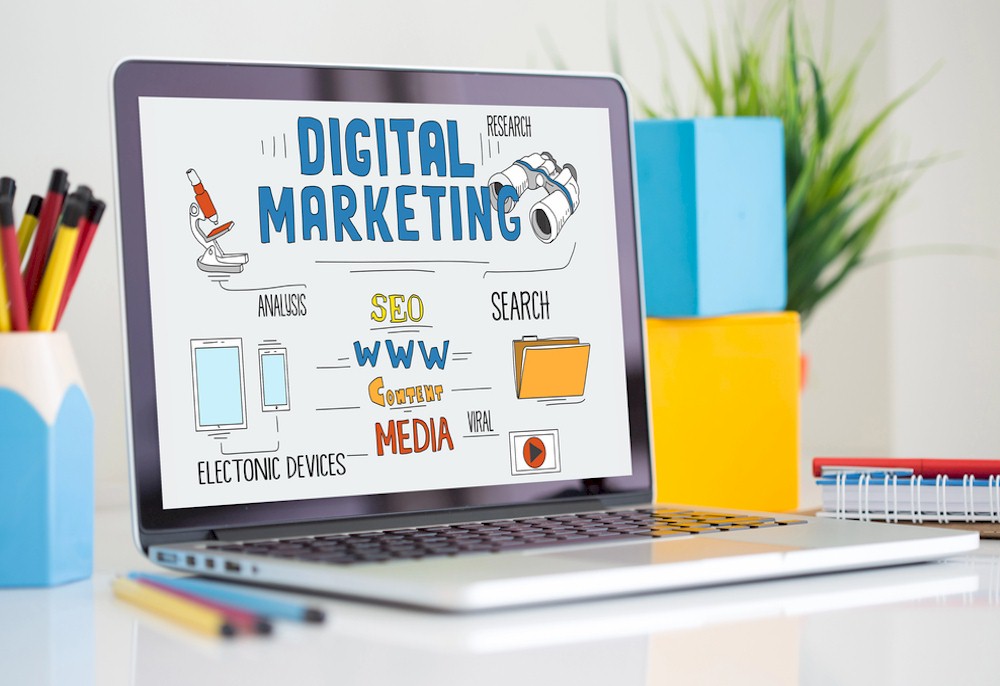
[3,508,999,686]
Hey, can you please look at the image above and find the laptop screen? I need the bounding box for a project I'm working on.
[114,62,651,535]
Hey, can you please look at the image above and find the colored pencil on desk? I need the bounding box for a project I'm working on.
[0,246,9,332]
[0,177,14,201]
[16,195,42,259]
[0,197,29,331]
[113,577,237,638]
[129,572,326,623]
[133,576,272,635]
[29,195,83,332]
[23,168,68,309]
[55,198,105,327]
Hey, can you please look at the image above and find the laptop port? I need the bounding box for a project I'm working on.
[156,551,178,564]
[186,555,196,567]
[225,561,241,573]
[205,558,215,569]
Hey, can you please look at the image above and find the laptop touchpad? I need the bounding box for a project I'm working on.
[540,538,796,567]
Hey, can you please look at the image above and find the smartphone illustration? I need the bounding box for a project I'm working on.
[258,347,290,412]
[190,338,247,431]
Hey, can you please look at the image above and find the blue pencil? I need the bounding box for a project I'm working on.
[129,572,325,623]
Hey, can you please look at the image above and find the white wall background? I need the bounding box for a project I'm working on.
[1,0,995,510]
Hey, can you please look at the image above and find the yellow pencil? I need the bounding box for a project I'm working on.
[0,254,10,332]
[112,577,236,638]
[29,197,83,332]
[16,195,42,260]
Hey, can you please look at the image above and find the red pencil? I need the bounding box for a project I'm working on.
[0,196,29,330]
[133,576,272,635]
[23,168,68,310]
[55,198,105,327]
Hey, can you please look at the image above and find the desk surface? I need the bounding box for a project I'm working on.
[4,508,1000,686]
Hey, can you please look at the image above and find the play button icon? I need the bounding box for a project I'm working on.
[509,430,561,476]
[523,437,547,468]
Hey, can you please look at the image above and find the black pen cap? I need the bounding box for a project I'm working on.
[48,168,69,194]
[60,196,85,228]
[0,177,15,200]
[26,194,43,218]
[86,199,106,225]
[0,196,14,227]
[75,185,93,206]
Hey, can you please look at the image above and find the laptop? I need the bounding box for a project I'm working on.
[111,58,977,611]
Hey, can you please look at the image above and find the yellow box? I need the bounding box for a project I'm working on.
[646,312,799,511]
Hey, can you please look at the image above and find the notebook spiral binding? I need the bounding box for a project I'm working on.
[832,473,1000,524]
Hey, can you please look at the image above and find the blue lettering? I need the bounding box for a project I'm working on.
[328,118,342,176]
[396,185,418,241]
[422,186,446,241]
[449,186,463,240]
[332,186,362,241]
[301,186,327,241]
[374,119,388,176]
[418,340,449,370]
[447,121,474,177]
[364,186,392,241]
[418,121,446,177]
[497,185,521,240]
[298,117,324,175]
[345,119,371,176]
[385,339,415,369]
[259,186,295,244]
[466,186,492,240]
[354,341,381,367]
[389,119,415,175]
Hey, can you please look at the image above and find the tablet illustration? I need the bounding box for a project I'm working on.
[258,346,290,412]
[190,338,248,431]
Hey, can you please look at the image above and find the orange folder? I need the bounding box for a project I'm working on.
[513,336,591,399]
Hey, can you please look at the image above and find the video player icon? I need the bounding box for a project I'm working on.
[509,430,561,476]
[523,437,546,469]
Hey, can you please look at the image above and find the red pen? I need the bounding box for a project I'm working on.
[55,198,105,327]
[0,196,29,330]
[23,168,69,309]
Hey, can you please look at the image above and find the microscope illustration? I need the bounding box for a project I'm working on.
[187,168,248,274]
[488,152,581,243]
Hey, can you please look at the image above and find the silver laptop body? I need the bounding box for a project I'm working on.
[112,59,976,611]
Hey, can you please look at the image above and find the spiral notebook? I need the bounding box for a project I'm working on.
[814,457,1000,527]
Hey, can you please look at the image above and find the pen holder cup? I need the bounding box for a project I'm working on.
[0,332,93,587]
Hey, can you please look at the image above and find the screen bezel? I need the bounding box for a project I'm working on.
[112,59,653,544]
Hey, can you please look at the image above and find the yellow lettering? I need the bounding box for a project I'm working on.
[368,376,385,406]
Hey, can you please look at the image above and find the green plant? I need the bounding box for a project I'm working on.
[614,5,932,325]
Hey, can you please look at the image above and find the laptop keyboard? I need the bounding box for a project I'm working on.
[204,509,807,566]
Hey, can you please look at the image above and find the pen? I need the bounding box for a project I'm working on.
[55,198,105,327]
[30,195,83,332]
[133,576,272,635]
[23,168,68,309]
[113,577,237,638]
[0,176,14,201]
[0,196,29,331]
[16,195,43,259]
[129,572,326,623]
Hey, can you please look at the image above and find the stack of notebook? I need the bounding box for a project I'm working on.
[813,457,1000,524]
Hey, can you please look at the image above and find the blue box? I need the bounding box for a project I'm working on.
[635,118,786,317]
[0,333,93,587]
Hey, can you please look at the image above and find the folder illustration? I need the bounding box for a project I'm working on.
[513,336,591,399]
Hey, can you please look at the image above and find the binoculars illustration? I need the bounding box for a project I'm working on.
[488,152,580,243]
